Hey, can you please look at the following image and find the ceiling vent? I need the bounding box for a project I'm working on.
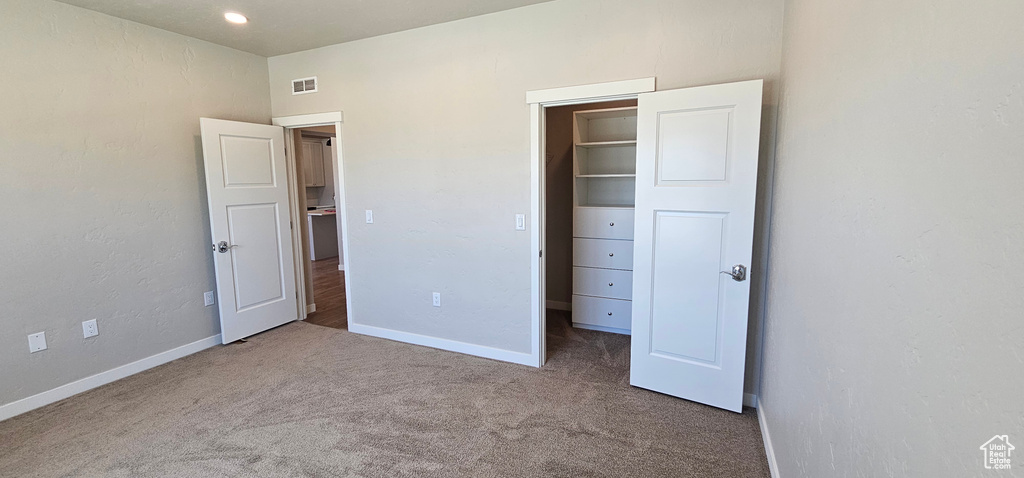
[292,76,318,95]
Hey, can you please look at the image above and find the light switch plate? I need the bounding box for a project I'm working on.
[28,332,47,353]
[515,214,526,231]
[82,319,98,338]
[365,210,374,224]
[204,291,216,307]
[432,292,441,307]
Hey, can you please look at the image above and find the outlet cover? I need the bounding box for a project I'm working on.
[432,292,441,307]
[515,214,526,231]
[204,291,216,307]
[82,319,98,338]
[28,332,47,353]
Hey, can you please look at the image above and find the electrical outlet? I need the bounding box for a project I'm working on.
[365,210,374,224]
[28,332,47,353]
[515,214,526,231]
[204,291,216,307]
[82,319,99,338]
[432,292,441,307]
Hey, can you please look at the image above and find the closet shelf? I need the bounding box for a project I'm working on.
[576,174,637,178]
[576,140,637,148]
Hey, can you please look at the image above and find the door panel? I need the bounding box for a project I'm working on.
[226,203,286,310]
[630,80,763,412]
[649,211,726,365]
[201,118,297,344]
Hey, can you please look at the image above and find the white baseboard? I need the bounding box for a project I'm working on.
[757,397,781,478]
[0,334,221,422]
[338,264,345,271]
[744,392,758,408]
[546,300,571,311]
[573,322,631,335]
[307,303,316,313]
[348,323,536,367]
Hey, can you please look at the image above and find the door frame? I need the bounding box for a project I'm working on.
[272,112,352,325]
[525,78,656,367]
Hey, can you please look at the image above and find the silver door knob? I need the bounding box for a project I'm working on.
[215,241,238,253]
[721,264,747,282]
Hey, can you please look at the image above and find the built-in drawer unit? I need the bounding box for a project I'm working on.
[573,207,635,240]
[572,266,633,301]
[571,295,632,331]
[573,238,634,271]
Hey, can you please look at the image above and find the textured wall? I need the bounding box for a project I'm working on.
[0,1,270,407]
[267,0,783,397]
[760,0,1024,475]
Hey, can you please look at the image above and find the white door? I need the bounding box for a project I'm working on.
[629,80,763,412]
[200,118,298,344]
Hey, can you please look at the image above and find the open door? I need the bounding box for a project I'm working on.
[200,118,298,344]
[629,80,763,412]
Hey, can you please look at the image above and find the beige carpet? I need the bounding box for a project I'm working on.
[0,316,769,477]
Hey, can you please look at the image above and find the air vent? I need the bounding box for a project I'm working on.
[291,76,318,95]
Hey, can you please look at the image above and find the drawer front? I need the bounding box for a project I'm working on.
[573,267,633,300]
[572,295,631,330]
[574,208,635,240]
[573,238,634,270]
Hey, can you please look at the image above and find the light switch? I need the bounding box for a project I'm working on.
[515,214,526,231]
[365,210,374,224]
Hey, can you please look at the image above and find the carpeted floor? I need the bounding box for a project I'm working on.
[0,315,769,477]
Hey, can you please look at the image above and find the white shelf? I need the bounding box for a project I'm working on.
[573,140,634,147]
[577,174,636,178]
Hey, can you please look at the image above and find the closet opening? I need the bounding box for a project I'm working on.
[290,125,348,330]
[544,99,638,363]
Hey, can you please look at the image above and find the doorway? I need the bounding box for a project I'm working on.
[544,99,637,363]
[291,125,348,330]
[272,112,353,332]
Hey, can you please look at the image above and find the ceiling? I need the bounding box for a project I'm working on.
[55,0,556,57]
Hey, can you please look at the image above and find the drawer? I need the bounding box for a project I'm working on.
[573,238,633,270]
[573,208,634,240]
[572,295,631,331]
[573,267,633,300]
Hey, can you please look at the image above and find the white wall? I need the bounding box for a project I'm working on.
[268,0,784,393]
[0,0,270,408]
[760,0,1024,475]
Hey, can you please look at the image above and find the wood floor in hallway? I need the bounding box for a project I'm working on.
[305,256,347,330]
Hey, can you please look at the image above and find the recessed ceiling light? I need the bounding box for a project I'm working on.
[224,12,248,24]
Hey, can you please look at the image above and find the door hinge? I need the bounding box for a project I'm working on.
[290,221,293,230]
[540,250,543,258]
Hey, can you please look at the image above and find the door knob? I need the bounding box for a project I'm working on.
[215,241,238,253]
[721,264,747,282]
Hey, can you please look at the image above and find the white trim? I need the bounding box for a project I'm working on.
[528,81,651,370]
[272,112,343,127]
[574,323,631,335]
[307,303,316,314]
[0,335,221,422]
[529,103,545,368]
[757,397,781,478]
[744,393,758,408]
[285,128,308,320]
[349,323,535,367]
[338,264,345,271]
[526,78,655,106]
[272,114,354,331]
[546,300,571,311]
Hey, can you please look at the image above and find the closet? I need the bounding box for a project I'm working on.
[570,107,638,334]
